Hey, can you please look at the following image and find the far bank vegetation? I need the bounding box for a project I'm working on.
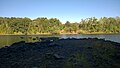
[0,17,120,35]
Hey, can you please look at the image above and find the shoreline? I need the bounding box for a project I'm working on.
[0,33,120,36]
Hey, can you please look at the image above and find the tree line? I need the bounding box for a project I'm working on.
[0,17,120,35]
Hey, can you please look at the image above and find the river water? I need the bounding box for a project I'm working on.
[0,34,120,48]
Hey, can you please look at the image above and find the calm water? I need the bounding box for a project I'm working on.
[0,34,120,48]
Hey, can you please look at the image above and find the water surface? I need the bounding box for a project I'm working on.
[0,34,120,48]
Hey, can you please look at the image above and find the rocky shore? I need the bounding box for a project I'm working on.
[0,37,120,68]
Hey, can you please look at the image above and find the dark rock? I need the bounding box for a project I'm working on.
[26,42,38,46]
[32,67,39,68]
[71,38,78,40]
[33,38,36,40]
[99,38,105,41]
[0,38,120,68]
[10,41,25,48]
[45,53,53,59]
[48,43,60,47]
[93,38,98,40]
[40,37,59,42]
[87,47,93,49]
[82,38,87,40]
[53,54,64,60]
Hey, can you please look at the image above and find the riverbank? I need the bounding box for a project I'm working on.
[0,38,120,68]
[0,32,120,36]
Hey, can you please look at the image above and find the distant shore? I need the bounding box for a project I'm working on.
[0,32,120,36]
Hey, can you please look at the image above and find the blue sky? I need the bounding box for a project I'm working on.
[0,0,120,23]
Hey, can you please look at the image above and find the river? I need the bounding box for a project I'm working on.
[0,34,120,48]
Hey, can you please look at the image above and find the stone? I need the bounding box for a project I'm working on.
[53,54,64,60]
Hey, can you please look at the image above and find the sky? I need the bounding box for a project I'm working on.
[0,0,120,23]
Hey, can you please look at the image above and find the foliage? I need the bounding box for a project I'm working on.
[0,17,120,34]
